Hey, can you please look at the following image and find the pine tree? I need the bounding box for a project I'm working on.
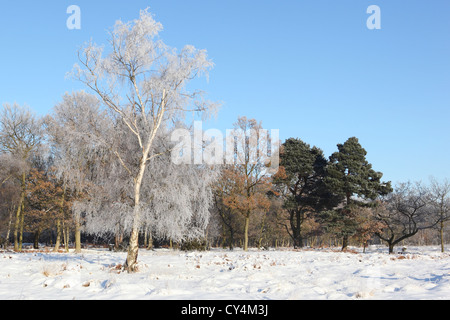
[325,137,392,250]
[273,138,340,248]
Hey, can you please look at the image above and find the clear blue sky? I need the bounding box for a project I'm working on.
[1,0,449,186]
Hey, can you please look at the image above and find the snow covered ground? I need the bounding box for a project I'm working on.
[0,245,449,300]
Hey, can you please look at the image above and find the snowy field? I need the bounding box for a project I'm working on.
[0,245,449,300]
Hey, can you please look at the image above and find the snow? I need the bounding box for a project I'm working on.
[1,246,449,300]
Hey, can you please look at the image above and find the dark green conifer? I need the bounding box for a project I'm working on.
[325,137,392,250]
[274,138,340,248]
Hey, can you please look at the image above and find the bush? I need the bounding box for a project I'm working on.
[180,239,208,251]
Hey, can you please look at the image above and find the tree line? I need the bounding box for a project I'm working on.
[214,133,450,254]
[1,102,449,257]
[1,10,449,273]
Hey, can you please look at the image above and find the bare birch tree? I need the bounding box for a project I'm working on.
[70,9,218,271]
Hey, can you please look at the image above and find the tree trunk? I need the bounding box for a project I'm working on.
[60,186,68,252]
[221,224,226,249]
[143,228,148,248]
[243,212,250,251]
[146,230,153,250]
[125,161,146,272]
[12,213,19,250]
[33,229,40,249]
[5,205,14,248]
[54,219,61,252]
[18,201,25,251]
[64,223,70,252]
[114,231,124,251]
[292,210,304,249]
[388,243,394,254]
[258,215,266,249]
[14,180,26,251]
[293,235,303,249]
[74,215,81,253]
[126,226,140,271]
[341,235,348,251]
[440,220,445,253]
[229,229,234,251]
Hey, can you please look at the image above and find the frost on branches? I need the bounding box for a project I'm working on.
[57,8,220,271]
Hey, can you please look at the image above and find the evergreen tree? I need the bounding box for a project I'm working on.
[273,138,340,248]
[325,137,392,250]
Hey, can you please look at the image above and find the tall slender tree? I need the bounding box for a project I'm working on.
[71,9,218,271]
[221,117,273,251]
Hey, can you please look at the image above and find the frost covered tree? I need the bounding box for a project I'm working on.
[70,9,218,271]
[0,180,19,247]
[140,146,220,244]
[0,155,22,247]
[0,154,26,187]
[0,103,43,251]
[45,91,112,253]
[72,120,220,251]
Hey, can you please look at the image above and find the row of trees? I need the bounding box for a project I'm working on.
[213,134,450,254]
[1,9,449,273]
[1,100,449,256]
[1,10,221,273]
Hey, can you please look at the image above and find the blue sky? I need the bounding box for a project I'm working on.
[1,0,449,186]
